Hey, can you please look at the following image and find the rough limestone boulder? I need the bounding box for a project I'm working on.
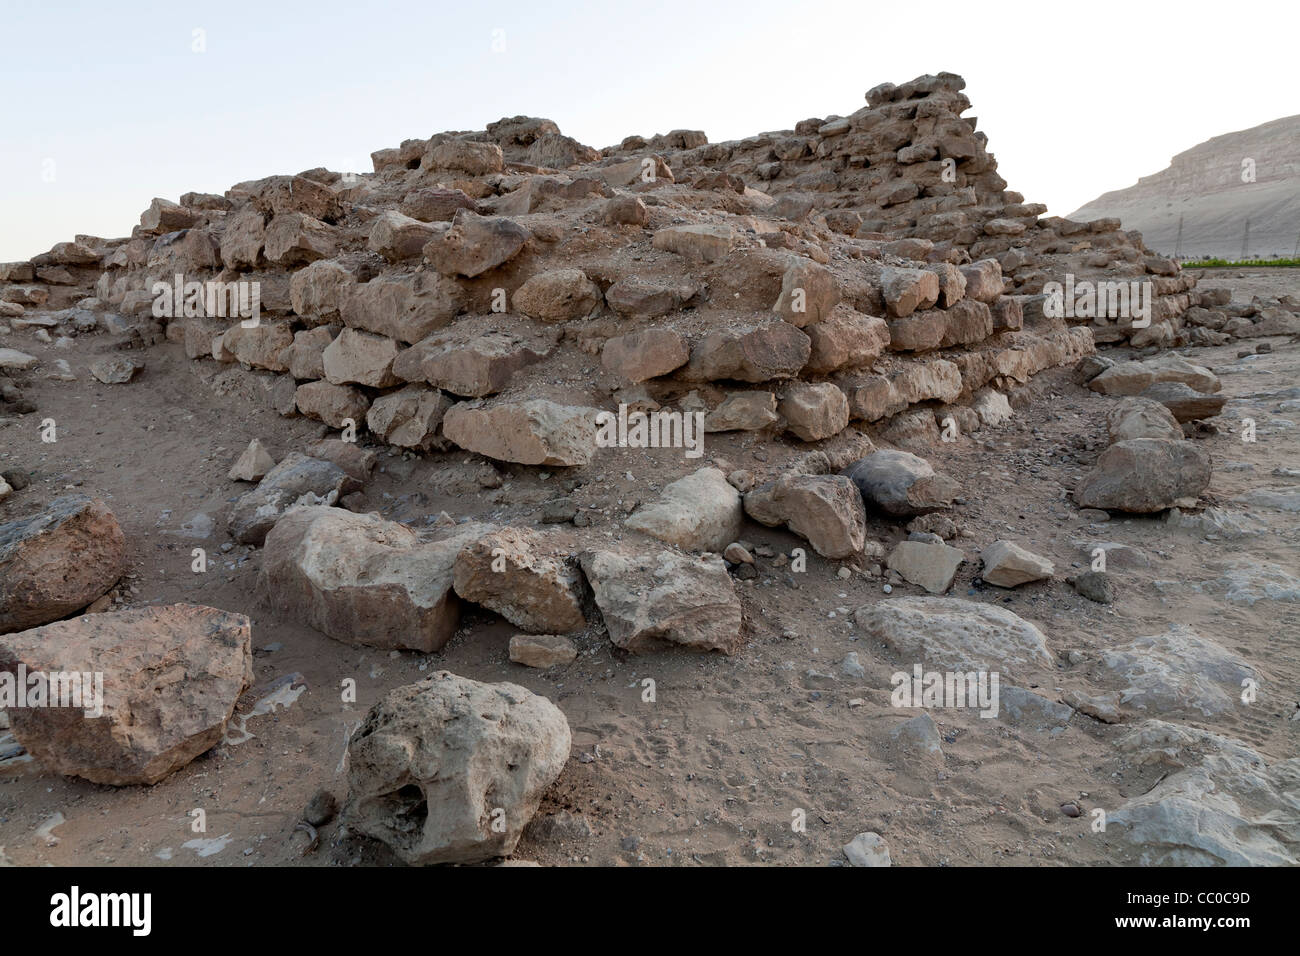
[651,224,735,263]
[393,322,553,397]
[703,391,779,432]
[842,450,959,517]
[1075,439,1211,513]
[684,320,810,383]
[452,527,586,633]
[743,473,866,558]
[854,597,1053,681]
[1106,397,1184,444]
[1089,355,1219,396]
[422,210,529,278]
[881,267,939,318]
[579,549,743,654]
[442,400,598,466]
[980,540,1054,588]
[0,604,252,785]
[772,258,840,327]
[0,495,127,634]
[366,385,453,450]
[344,672,570,864]
[511,269,602,322]
[262,506,491,652]
[886,540,964,593]
[227,453,356,545]
[779,382,849,441]
[1140,381,1228,423]
[625,467,742,552]
[601,329,689,383]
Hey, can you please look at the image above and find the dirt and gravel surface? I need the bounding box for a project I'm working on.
[1,268,1295,866]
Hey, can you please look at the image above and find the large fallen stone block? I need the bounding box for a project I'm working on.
[1140,382,1227,423]
[579,549,743,653]
[0,495,126,634]
[262,506,491,652]
[453,527,586,633]
[227,453,355,545]
[625,467,742,552]
[442,399,598,466]
[0,604,252,785]
[1075,439,1211,513]
[1089,354,1220,396]
[343,672,570,864]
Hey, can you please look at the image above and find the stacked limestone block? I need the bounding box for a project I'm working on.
[607,72,1222,351]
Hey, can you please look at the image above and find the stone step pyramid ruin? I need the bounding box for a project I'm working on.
[0,72,1239,457]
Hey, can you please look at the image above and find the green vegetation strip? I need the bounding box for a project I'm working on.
[1182,258,1300,268]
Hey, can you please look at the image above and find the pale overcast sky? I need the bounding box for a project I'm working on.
[2,0,1296,261]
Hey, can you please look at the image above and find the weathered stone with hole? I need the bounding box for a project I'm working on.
[343,672,570,864]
